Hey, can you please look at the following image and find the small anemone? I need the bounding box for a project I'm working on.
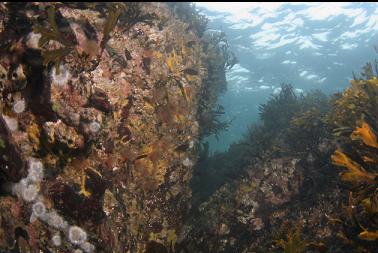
[50,64,71,86]
[89,121,101,133]
[22,184,38,202]
[12,178,27,196]
[44,211,67,230]
[182,157,193,167]
[32,201,46,218]
[68,226,87,245]
[52,233,62,246]
[80,241,95,253]
[13,99,26,114]
[27,159,44,183]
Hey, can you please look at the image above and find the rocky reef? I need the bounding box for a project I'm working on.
[183,69,378,252]
[1,2,377,253]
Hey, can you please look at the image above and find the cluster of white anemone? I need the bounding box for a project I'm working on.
[12,158,95,253]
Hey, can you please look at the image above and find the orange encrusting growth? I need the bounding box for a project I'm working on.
[331,149,376,183]
[350,122,378,149]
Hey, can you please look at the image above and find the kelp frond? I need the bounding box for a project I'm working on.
[41,47,72,75]
[350,121,378,149]
[361,188,378,215]
[331,149,376,184]
[33,6,73,47]
[32,5,76,74]
[101,3,124,50]
[358,230,378,241]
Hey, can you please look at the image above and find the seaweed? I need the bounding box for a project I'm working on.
[352,60,378,80]
[274,221,310,253]
[168,3,208,37]
[197,29,237,140]
[198,104,231,140]
[101,3,157,51]
[331,149,376,184]
[259,83,299,133]
[32,5,75,74]
[100,3,123,50]
[41,47,72,75]
[329,59,378,248]
[118,3,157,33]
[350,121,378,148]
[33,6,73,47]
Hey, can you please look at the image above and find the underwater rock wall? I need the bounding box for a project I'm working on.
[2,3,377,253]
[0,3,225,253]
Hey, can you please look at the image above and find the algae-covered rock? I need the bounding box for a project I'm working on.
[0,2,227,253]
[4,2,376,253]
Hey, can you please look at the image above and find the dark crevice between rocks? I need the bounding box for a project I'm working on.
[23,49,57,123]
